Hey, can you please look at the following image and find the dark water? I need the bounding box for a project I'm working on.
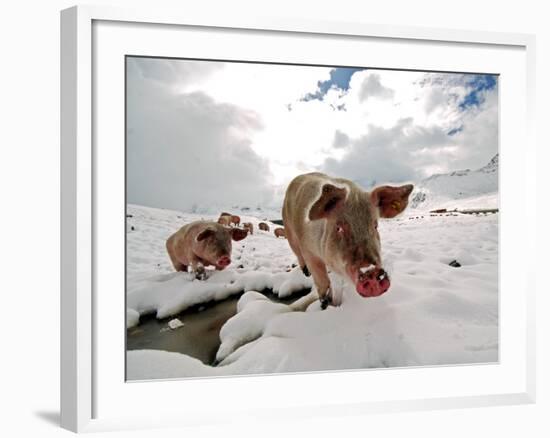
[126,289,310,366]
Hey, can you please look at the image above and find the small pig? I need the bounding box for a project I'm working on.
[242,222,254,235]
[231,215,241,226]
[274,227,286,238]
[283,172,413,308]
[218,214,232,227]
[258,222,270,232]
[166,221,248,279]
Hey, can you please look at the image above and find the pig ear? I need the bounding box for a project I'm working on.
[308,184,347,221]
[196,228,215,242]
[370,184,414,218]
[230,228,248,241]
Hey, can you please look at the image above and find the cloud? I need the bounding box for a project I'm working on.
[126,58,275,212]
[319,71,498,187]
[131,57,224,88]
[126,57,498,211]
[358,73,394,101]
[332,130,350,149]
[323,118,450,187]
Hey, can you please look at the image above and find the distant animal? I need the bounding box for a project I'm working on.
[283,172,413,308]
[230,215,241,226]
[258,222,270,232]
[166,221,248,279]
[242,222,254,234]
[274,227,286,238]
[217,214,232,226]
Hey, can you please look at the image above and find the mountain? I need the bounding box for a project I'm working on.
[409,154,498,211]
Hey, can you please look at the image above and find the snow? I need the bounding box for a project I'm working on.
[126,308,140,329]
[127,202,498,380]
[359,265,376,274]
[126,205,312,319]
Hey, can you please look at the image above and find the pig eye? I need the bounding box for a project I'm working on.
[336,223,345,234]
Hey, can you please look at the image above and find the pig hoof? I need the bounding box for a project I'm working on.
[302,265,311,277]
[320,296,332,310]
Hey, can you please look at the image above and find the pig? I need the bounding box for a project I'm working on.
[218,214,232,227]
[282,172,413,309]
[166,221,248,280]
[242,222,254,234]
[274,227,286,238]
[230,215,241,226]
[258,222,270,231]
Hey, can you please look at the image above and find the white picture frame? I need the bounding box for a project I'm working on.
[60,4,536,433]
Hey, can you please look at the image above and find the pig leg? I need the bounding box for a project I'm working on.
[168,249,188,272]
[189,255,207,280]
[173,261,188,272]
[304,254,332,309]
[195,264,206,280]
[286,229,310,277]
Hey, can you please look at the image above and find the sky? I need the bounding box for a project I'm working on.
[126,57,498,212]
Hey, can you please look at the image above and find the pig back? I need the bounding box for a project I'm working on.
[170,221,216,263]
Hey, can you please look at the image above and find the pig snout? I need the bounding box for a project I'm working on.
[216,255,231,268]
[355,266,390,298]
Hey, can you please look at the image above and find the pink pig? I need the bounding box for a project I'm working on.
[283,172,413,308]
[166,221,248,279]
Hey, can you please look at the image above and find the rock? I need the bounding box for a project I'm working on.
[168,318,184,330]
[449,260,461,268]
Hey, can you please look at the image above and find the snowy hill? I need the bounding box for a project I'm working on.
[409,154,498,212]
[180,203,283,222]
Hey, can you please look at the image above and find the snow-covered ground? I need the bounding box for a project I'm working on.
[126,202,498,380]
[126,205,311,325]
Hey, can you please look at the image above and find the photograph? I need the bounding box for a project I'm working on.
[125,56,499,380]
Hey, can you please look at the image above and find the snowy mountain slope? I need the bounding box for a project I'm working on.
[126,203,498,379]
[409,154,498,212]
[166,203,284,222]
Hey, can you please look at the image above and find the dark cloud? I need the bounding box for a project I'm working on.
[322,118,439,188]
[126,58,274,212]
[130,57,223,86]
[358,73,394,102]
[332,130,350,149]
